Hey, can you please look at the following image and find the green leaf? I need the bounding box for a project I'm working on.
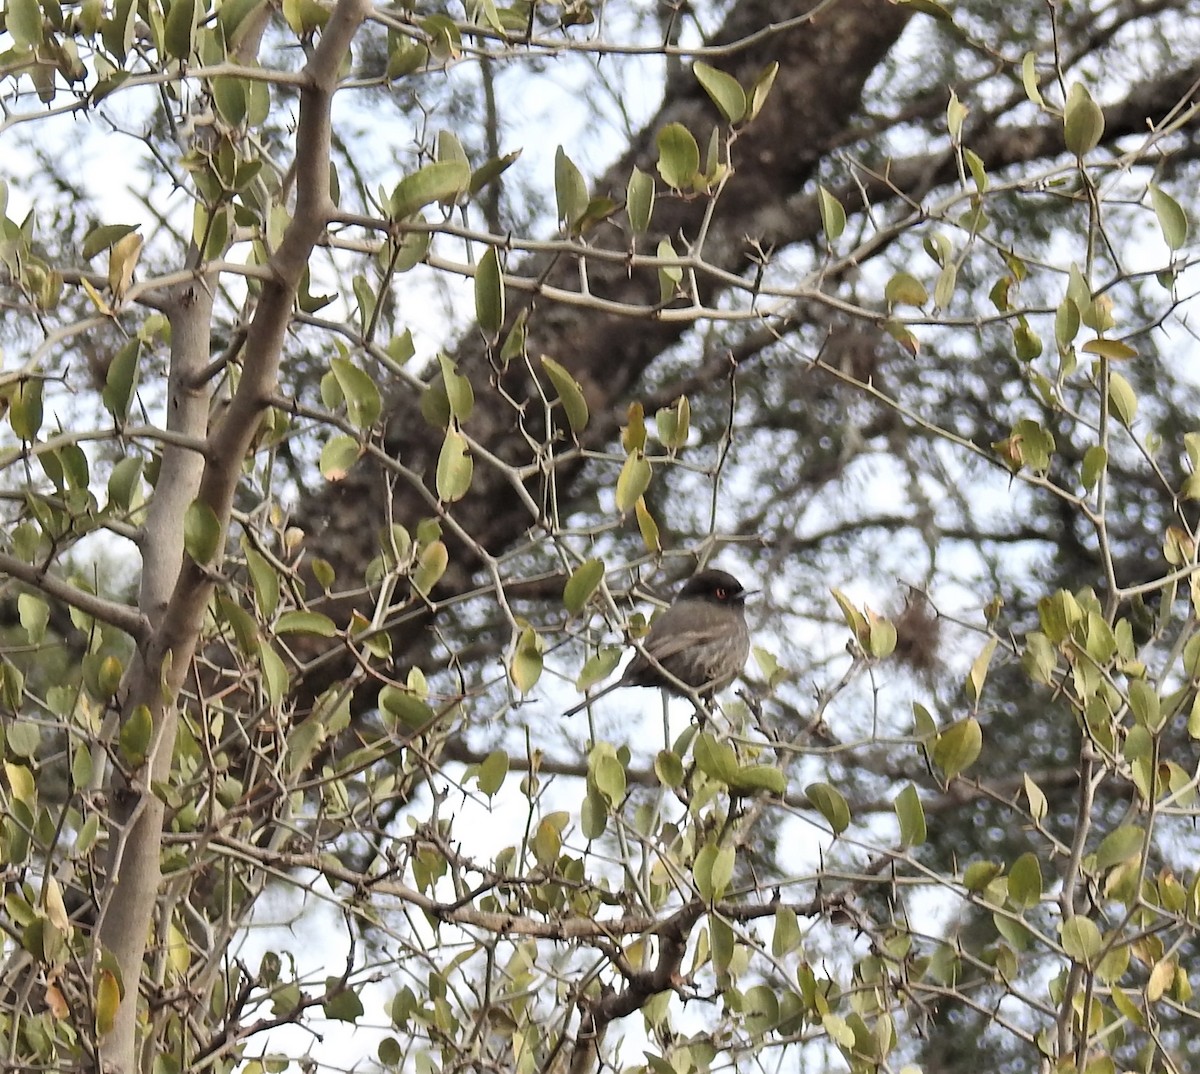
[817,185,846,243]
[82,223,139,261]
[1055,296,1080,351]
[244,545,280,619]
[275,611,337,637]
[1008,852,1043,910]
[931,717,982,781]
[474,246,504,337]
[184,500,222,565]
[1060,915,1103,966]
[163,0,197,60]
[1094,824,1144,870]
[635,495,660,553]
[477,750,509,795]
[693,61,746,124]
[655,123,700,190]
[7,719,39,760]
[18,592,48,645]
[615,452,652,513]
[772,906,801,957]
[654,749,684,788]
[576,647,621,692]
[282,0,329,31]
[540,355,589,434]
[894,783,926,847]
[379,686,434,731]
[1081,445,1106,491]
[389,161,470,219]
[1150,184,1188,251]
[437,353,475,423]
[329,357,382,430]
[654,397,691,453]
[1109,371,1138,426]
[1064,82,1104,156]
[420,12,461,58]
[323,987,364,1024]
[1128,678,1163,731]
[747,61,778,121]
[1021,51,1043,107]
[435,426,473,502]
[10,379,43,441]
[626,166,655,234]
[965,637,998,703]
[7,0,44,47]
[1024,772,1048,822]
[885,271,928,308]
[319,434,362,480]
[963,860,1002,892]
[694,732,740,784]
[469,150,521,196]
[554,146,588,229]
[805,782,851,834]
[656,235,682,301]
[412,540,448,596]
[589,743,626,806]
[694,842,735,901]
[510,627,542,694]
[563,558,604,614]
[727,764,786,796]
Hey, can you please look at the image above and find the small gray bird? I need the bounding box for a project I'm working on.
[564,569,751,716]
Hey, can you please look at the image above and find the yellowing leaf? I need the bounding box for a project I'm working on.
[107,230,143,303]
[615,452,652,513]
[96,970,121,1036]
[1082,338,1137,361]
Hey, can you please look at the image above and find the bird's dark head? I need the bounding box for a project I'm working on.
[679,569,748,606]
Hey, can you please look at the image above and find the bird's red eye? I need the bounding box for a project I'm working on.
[715,587,727,599]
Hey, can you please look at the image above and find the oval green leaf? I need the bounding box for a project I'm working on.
[1064,82,1104,156]
[390,161,471,219]
[693,61,746,124]
[626,166,655,234]
[1150,184,1188,251]
[931,716,982,781]
[474,246,504,337]
[817,185,846,242]
[540,355,588,434]
[436,426,473,502]
[656,122,700,190]
[184,500,222,565]
[563,558,604,614]
[806,782,851,834]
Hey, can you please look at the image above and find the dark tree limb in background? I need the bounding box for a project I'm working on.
[295,0,913,703]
